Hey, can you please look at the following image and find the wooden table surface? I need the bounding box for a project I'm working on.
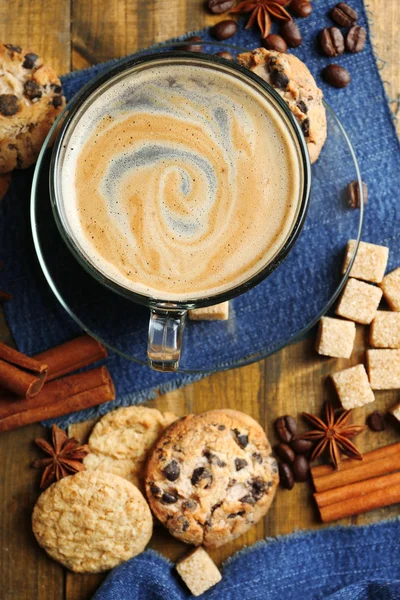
[0,1,399,599]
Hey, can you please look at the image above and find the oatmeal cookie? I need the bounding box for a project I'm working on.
[237,48,327,163]
[0,43,65,173]
[83,406,177,490]
[145,409,279,548]
[32,471,153,573]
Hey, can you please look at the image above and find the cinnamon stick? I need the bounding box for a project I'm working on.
[312,451,400,492]
[318,484,400,523]
[0,366,115,432]
[0,342,47,398]
[311,442,400,479]
[314,471,400,508]
[34,335,107,381]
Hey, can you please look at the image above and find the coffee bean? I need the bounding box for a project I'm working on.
[215,51,234,60]
[274,415,297,443]
[179,36,203,52]
[291,438,313,455]
[367,411,386,432]
[275,443,295,463]
[281,20,302,48]
[207,0,234,13]
[0,94,20,116]
[320,27,345,57]
[331,2,358,27]
[163,460,180,481]
[235,458,248,471]
[292,454,310,482]
[347,180,368,208]
[212,19,238,40]
[290,0,312,18]
[322,64,351,88]
[346,25,366,53]
[278,462,294,490]
[262,34,287,53]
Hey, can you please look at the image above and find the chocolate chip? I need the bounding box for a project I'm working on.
[321,64,351,88]
[212,19,238,41]
[291,438,313,455]
[235,458,248,471]
[162,491,178,504]
[240,494,256,505]
[228,511,245,518]
[275,443,295,464]
[0,94,20,116]
[5,44,21,53]
[278,462,294,490]
[177,515,189,531]
[252,452,263,464]
[292,455,310,482]
[24,80,42,100]
[347,180,368,208]
[218,424,226,430]
[251,477,267,500]
[262,34,287,53]
[280,20,302,48]
[290,0,312,18]
[22,53,38,69]
[182,499,198,511]
[52,84,63,94]
[331,2,358,27]
[52,95,63,108]
[297,100,308,114]
[233,429,248,448]
[270,69,289,89]
[208,0,234,14]
[301,118,310,137]
[191,467,213,487]
[367,411,386,432]
[215,51,234,60]
[320,27,345,57]
[162,460,180,481]
[346,25,366,53]
[150,484,162,497]
[203,450,226,467]
[274,416,297,443]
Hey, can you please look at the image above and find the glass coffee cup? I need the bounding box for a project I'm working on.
[50,52,311,372]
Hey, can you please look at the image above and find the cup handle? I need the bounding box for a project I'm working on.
[147,308,187,372]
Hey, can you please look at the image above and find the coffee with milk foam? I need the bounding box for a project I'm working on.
[59,60,302,301]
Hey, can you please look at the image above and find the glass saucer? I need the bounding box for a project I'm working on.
[31,43,363,373]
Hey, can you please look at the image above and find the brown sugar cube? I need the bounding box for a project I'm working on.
[335,278,382,325]
[331,364,375,409]
[370,312,400,348]
[176,547,222,596]
[380,267,400,311]
[189,301,229,321]
[315,316,356,358]
[342,240,389,283]
[366,349,400,389]
[389,401,400,422]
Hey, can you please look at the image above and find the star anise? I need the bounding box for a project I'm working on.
[300,402,365,469]
[231,0,291,38]
[32,424,90,489]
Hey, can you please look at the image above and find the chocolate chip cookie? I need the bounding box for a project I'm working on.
[32,471,153,573]
[0,43,65,173]
[145,409,279,548]
[237,48,327,163]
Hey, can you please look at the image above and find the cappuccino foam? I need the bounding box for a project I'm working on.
[59,60,302,300]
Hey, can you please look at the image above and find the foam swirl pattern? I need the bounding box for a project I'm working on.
[60,62,302,301]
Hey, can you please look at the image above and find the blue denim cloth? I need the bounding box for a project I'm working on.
[1,0,399,427]
[93,520,400,599]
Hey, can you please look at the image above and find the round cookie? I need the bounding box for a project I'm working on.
[0,42,66,174]
[237,48,327,164]
[145,409,279,548]
[83,406,177,490]
[32,471,153,573]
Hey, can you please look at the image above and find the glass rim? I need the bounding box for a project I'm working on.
[49,49,312,309]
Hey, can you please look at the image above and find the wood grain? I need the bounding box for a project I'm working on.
[0,1,399,598]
